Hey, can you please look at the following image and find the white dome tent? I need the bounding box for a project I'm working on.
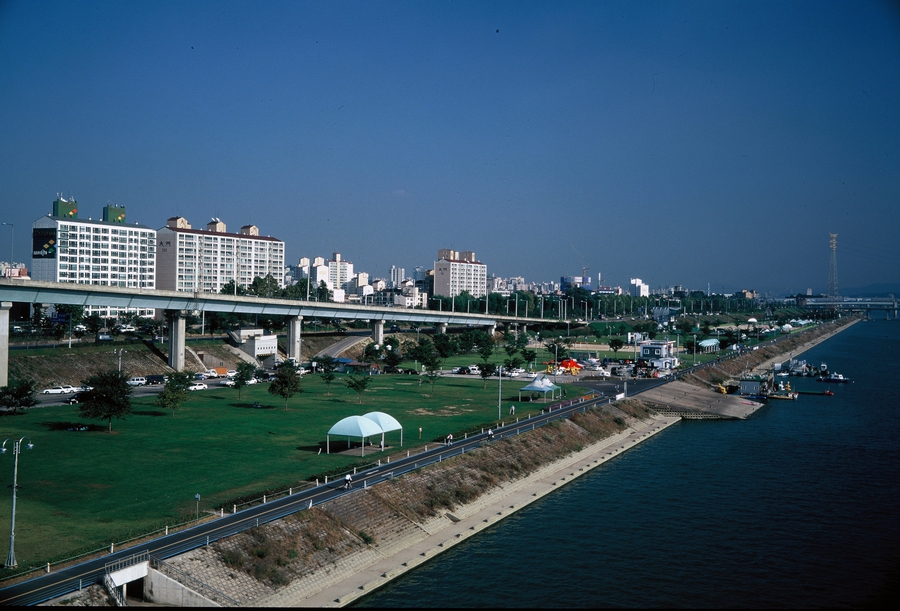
[518,375,561,402]
[362,411,403,449]
[327,415,385,457]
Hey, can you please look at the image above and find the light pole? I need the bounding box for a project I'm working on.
[497,365,503,421]
[692,333,697,366]
[1,223,12,265]
[114,349,127,372]
[195,493,201,522]
[1,436,34,568]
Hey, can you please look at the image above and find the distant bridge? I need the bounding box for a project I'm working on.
[0,280,548,386]
[801,297,898,319]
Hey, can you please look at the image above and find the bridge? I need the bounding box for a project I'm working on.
[802,297,898,319]
[0,280,548,386]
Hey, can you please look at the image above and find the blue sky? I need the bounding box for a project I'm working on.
[1,0,898,295]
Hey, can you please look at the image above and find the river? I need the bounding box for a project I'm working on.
[354,319,900,608]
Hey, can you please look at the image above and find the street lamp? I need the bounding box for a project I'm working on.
[114,349,127,372]
[195,493,201,522]
[1,436,34,568]
[692,333,697,366]
[1,223,12,265]
[497,365,503,421]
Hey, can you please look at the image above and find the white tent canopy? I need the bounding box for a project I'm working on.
[518,375,562,401]
[363,411,403,447]
[327,415,385,456]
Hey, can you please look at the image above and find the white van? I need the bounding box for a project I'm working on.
[127,377,147,386]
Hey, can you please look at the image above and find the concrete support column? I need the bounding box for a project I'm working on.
[287,316,303,362]
[167,310,186,371]
[484,324,496,337]
[0,302,11,387]
[435,322,448,335]
[371,320,384,345]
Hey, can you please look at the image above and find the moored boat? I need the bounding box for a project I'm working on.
[818,373,851,383]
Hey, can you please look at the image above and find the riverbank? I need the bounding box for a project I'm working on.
[145,401,671,607]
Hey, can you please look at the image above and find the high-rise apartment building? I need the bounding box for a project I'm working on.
[156,217,285,293]
[327,253,354,290]
[31,197,157,317]
[390,265,405,288]
[433,249,487,298]
[629,278,649,297]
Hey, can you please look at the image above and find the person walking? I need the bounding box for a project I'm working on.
[446,433,453,445]
[344,474,353,489]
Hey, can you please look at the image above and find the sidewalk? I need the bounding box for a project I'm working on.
[258,414,681,607]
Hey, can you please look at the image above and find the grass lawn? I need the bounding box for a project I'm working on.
[0,372,572,571]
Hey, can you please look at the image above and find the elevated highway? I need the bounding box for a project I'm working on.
[0,280,548,385]
[802,297,898,319]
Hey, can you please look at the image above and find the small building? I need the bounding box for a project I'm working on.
[739,374,771,397]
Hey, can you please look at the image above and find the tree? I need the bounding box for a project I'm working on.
[269,361,303,409]
[383,347,403,370]
[418,343,443,394]
[233,361,258,399]
[521,348,537,370]
[478,363,496,389]
[344,374,371,404]
[154,371,192,416]
[432,333,458,358]
[0,379,39,415]
[316,355,339,394]
[79,370,132,433]
[609,338,625,354]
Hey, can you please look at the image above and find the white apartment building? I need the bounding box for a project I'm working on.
[390,265,405,288]
[433,249,488,298]
[31,198,157,317]
[156,217,285,293]
[630,278,650,297]
[327,253,354,290]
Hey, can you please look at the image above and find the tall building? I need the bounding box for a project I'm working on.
[327,252,354,290]
[629,278,649,297]
[390,265,405,288]
[433,249,487,298]
[31,197,157,317]
[156,217,285,293]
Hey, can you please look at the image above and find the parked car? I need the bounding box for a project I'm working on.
[118,325,136,333]
[145,375,167,385]
[65,393,85,405]
[188,382,207,391]
[193,373,208,380]
[73,324,87,332]
[220,379,236,387]
[204,369,219,378]
[127,377,147,386]
[225,370,237,379]
[468,365,481,375]
[42,385,77,394]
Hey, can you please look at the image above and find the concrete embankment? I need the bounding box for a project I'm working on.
[157,408,678,608]
[265,414,680,607]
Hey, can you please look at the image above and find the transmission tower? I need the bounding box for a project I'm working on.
[828,233,838,298]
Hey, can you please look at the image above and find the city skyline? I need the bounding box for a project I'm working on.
[2,1,898,295]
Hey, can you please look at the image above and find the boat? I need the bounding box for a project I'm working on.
[818,373,851,383]
[824,390,835,396]
[768,380,799,400]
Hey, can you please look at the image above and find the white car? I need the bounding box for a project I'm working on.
[188,382,208,391]
[220,379,236,387]
[204,369,219,378]
[225,370,237,379]
[42,385,77,394]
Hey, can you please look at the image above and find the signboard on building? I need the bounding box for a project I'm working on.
[32,228,58,258]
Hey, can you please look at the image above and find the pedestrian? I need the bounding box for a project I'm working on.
[446,433,453,445]
[344,474,352,489]
[509,404,515,415]
[487,428,494,440]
